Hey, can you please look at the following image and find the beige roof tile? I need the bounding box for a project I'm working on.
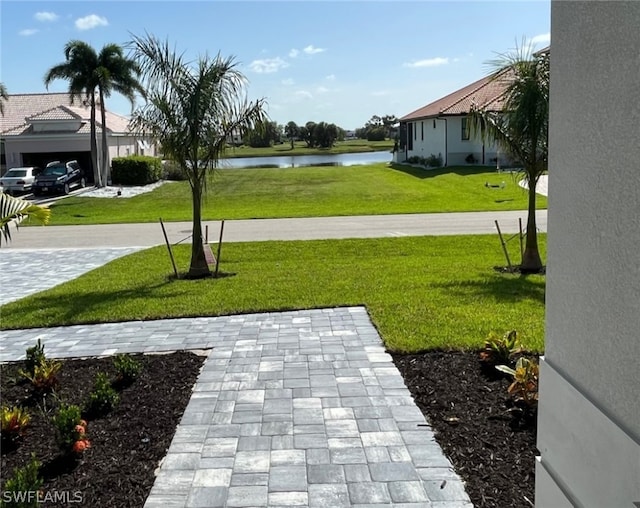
[1,92,132,135]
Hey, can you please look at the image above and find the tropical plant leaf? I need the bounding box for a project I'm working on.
[0,193,51,246]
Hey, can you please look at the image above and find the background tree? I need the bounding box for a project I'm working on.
[468,45,549,273]
[44,41,143,187]
[244,120,280,147]
[284,121,299,149]
[130,33,266,278]
[94,44,144,186]
[44,41,101,185]
[303,121,317,148]
[0,82,8,116]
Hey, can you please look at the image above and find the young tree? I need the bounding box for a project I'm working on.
[130,33,266,278]
[468,45,549,273]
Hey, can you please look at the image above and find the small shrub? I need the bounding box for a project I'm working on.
[1,454,43,508]
[112,354,142,384]
[497,357,540,412]
[1,406,30,442]
[111,155,162,185]
[162,160,187,181]
[53,404,90,454]
[479,330,522,366]
[465,153,478,164]
[22,339,45,378]
[425,153,443,167]
[21,359,61,393]
[85,372,119,416]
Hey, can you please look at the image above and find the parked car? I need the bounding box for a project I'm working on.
[0,166,42,195]
[32,160,86,196]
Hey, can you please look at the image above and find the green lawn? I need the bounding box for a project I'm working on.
[0,235,546,353]
[224,139,394,157]
[45,164,546,225]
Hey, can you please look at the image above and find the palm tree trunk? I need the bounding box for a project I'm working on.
[99,88,110,186]
[187,178,211,278]
[90,94,101,187]
[521,174,543,273]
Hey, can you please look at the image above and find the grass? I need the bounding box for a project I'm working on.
[224,139,394,157]
[0,235,546,353]
[45,164,546,225]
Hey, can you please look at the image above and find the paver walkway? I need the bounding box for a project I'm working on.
[1,246,473,506]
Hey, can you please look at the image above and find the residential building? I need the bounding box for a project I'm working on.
[396,69,510,167]
[0,93,154,180]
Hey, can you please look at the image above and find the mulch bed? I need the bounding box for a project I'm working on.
[392,350,538,508]
[1,351,205,507]
[2,348,537,508]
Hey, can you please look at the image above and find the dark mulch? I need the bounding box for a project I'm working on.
[1,351,205,508]
[392,350,538,508]
[2,348,537,508]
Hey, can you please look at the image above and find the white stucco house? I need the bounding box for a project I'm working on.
[0,92,155,181]
[396,70,511,167]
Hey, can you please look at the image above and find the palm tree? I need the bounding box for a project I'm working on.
[285,121,299,149]
[0,82,8,116]
[94,44,144,186]
[1,193,51,246]
[44,41,101,186]
[468,45,549,273]
[129,33,266,278]
[44,41,143,187]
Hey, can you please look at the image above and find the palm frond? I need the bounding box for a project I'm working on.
[0,194,51,246]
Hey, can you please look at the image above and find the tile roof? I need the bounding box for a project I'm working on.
[399,69,511,121]
[0,93,132,136]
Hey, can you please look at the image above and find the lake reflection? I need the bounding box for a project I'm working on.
[219,150,392,169]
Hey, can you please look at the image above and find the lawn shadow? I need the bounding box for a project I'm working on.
[431,273,545,304]
[389,163,510,180]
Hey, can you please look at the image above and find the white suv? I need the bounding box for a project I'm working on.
[0,166,42,195]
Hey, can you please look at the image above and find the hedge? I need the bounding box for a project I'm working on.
[111,156,162,185]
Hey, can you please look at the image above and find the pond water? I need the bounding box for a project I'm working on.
[218,150,392,169]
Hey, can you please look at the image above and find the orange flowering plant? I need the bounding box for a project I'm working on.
[53,404,91,455]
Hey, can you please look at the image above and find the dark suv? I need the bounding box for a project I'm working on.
[32,160,86,196]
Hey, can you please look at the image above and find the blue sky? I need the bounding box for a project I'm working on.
[1,1,550,130]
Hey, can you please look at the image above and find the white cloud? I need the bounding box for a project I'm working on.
[403,57,449,68]
[19,28,39,36]
[325,74,336,81]
[281,78,295,86]
[249,57,289,74]
[75,14,108,31]
[316,86,329,94]
[289,49,299,58]
[295,90,313,99]
[303,45,325,55]
[35,11,58,22]
[531,32,551,45]
[371,91,390,97]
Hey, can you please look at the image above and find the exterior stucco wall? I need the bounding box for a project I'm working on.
[405,119,445,160]
[537,1,640,506]
[4,137,89,168]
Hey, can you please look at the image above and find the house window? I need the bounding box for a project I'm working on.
[433,119,436,129]
[421,122,424,140]
[413,122,416,141]
[408,123,413,150]
[461,117,470,140]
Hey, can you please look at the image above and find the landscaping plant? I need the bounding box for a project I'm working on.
[497,356,540,418]
[19,340,61,393]
[112,354,142,385]
[1,406,30,442]
[53,404,90,455]
[478,329,523,366]
[0,454,43,508]
[85,372,119,416]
